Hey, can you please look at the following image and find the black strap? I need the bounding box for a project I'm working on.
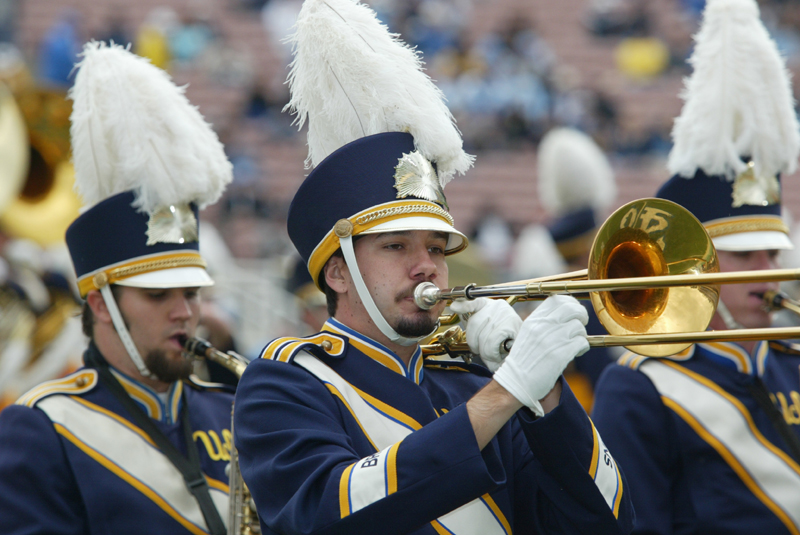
[85,346,226,535]
[747,376,800,466]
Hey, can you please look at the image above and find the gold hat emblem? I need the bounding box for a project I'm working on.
[146,204,198,245]
[731,161,780,208]
[393,151,449,210]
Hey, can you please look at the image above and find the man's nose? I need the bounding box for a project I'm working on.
[170,295,194,320]
[754,251,778,270]
[410,247,437,280]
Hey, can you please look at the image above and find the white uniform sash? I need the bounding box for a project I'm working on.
[294,352,509,535]
[640,360,800,531]
[38,395,228,535]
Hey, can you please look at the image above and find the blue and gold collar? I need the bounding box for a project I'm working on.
[323,318,425,384]
[109,367,183,423]
[697,341,771,377]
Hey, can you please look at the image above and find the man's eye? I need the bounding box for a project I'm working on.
[147,291,167,299]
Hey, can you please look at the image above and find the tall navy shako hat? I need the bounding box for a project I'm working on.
[656,167,790,251]
[283,0,474,345]
[284,0,473,288]
[65,42,231,301]
[66,191,210,299]
[536,127,616,264]
[546,207,597,263]
[660,0,799,252]
[65,42,232,376]
[288,132,466,289]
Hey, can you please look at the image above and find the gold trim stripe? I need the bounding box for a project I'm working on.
[705,216,788,239]
[308,200,460,288]
[662,398,800,535]
[54,423,210,535]
[77,252,206,297]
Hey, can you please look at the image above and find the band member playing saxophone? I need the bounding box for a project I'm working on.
[0,42,235,534]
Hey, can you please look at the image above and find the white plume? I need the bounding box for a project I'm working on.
[668,0,800,180]
[510,223,567,280]
[68,41,233,213]
[537,127,616,215]
[284,0,473,185]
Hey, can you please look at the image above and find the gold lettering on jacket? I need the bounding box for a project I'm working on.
[193,429,232,461]
[770,391,800,425]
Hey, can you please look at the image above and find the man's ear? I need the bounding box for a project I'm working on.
[324,255,349,294]
[86,290,113,324]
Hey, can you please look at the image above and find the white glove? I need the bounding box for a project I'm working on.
[492,295,589,416]
[449,298,522,372]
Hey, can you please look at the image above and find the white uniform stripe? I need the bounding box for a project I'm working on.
[641,361,800,529]
[348,448,391,513]
[38,396,228,532]
[294,353,506,535]
[295,354,412,449]
[591,426,621,511]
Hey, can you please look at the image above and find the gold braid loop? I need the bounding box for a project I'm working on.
[705,218,788,238]
[108,256,207,280]
[355,204,454,226]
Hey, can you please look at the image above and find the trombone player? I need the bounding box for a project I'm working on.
[233,1,633,533]
[592,0,800,533]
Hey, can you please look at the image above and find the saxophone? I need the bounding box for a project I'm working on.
[183,337,261,535]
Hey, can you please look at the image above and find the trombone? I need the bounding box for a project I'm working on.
[419,198,800,358]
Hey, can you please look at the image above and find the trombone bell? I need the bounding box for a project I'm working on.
[588,198,719,356]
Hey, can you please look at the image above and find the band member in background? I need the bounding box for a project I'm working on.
[521,126,620,411]
[0,42,235,534]
[592,1,800,533]
[232,1,633,534]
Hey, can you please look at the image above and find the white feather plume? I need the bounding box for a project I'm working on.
[68,41,233,213]
[668,0,800,180]
[511,223,567,280]
[284,0,473,185]
[537,127,616,215]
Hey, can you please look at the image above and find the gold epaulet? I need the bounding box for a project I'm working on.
[259,332,347,363]
[616,344,696,370]
[16,369,98,408]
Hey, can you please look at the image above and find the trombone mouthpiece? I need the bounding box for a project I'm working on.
[414,282,442,310]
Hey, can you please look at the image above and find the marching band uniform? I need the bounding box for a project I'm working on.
[234,2,632,533]
[0,43,234,534]
[0,343,233,534]
[592,1,800,533]
[594,341,800,534]
[237,316,629,535]
[535,127,620,410]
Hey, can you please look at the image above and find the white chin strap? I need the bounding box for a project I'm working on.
[339,235,435,347]
[715,298,745,330]
[100,285,152,377]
